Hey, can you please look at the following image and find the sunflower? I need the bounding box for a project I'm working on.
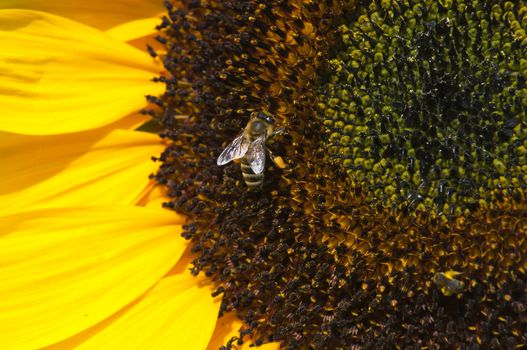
[153,0,526,348]
[2,1,527,350]
[0,3,279,349]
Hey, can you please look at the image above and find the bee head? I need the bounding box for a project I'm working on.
[252,111,275,125]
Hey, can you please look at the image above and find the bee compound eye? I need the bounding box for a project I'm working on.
[255,111,274,125]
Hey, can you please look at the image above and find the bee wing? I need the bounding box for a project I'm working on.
[246,135,266,174]
[217,132,250,165]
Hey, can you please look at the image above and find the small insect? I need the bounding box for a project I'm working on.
[217,111,284,191]
[433,271,465,296]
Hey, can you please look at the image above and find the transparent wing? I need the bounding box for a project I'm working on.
[217,133,250,165]
[246,135,266,174]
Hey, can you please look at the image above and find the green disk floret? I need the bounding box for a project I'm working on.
[318,0,527,217]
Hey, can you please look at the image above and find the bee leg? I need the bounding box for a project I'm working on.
[269,127,285,139]
[267,148,286,169]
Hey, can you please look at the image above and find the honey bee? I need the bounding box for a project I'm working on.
[217,111,284,191]
[432,271,465,296]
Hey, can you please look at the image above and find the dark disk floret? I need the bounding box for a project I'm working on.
[152,0,527,349]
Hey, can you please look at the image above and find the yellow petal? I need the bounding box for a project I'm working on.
[168,246,283,350]
[49,274,221,349]
[127,33,167,57]
[0,0,165,31]
[206,312,243,350]
[112,111,150,131]
[0,129,164,215]
[106,17,161,42]
[137,184,171,209]
[0,10,164,135]
[0,206,185,349]
[206,312,281,350]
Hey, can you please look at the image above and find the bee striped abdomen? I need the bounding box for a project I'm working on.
[241,157,264,190]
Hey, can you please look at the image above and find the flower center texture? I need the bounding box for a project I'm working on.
[318,0,527,218]
[154,0,527,348]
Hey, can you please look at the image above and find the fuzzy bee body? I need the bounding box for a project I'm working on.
[240,122,268,190]
[217,111,283,191]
